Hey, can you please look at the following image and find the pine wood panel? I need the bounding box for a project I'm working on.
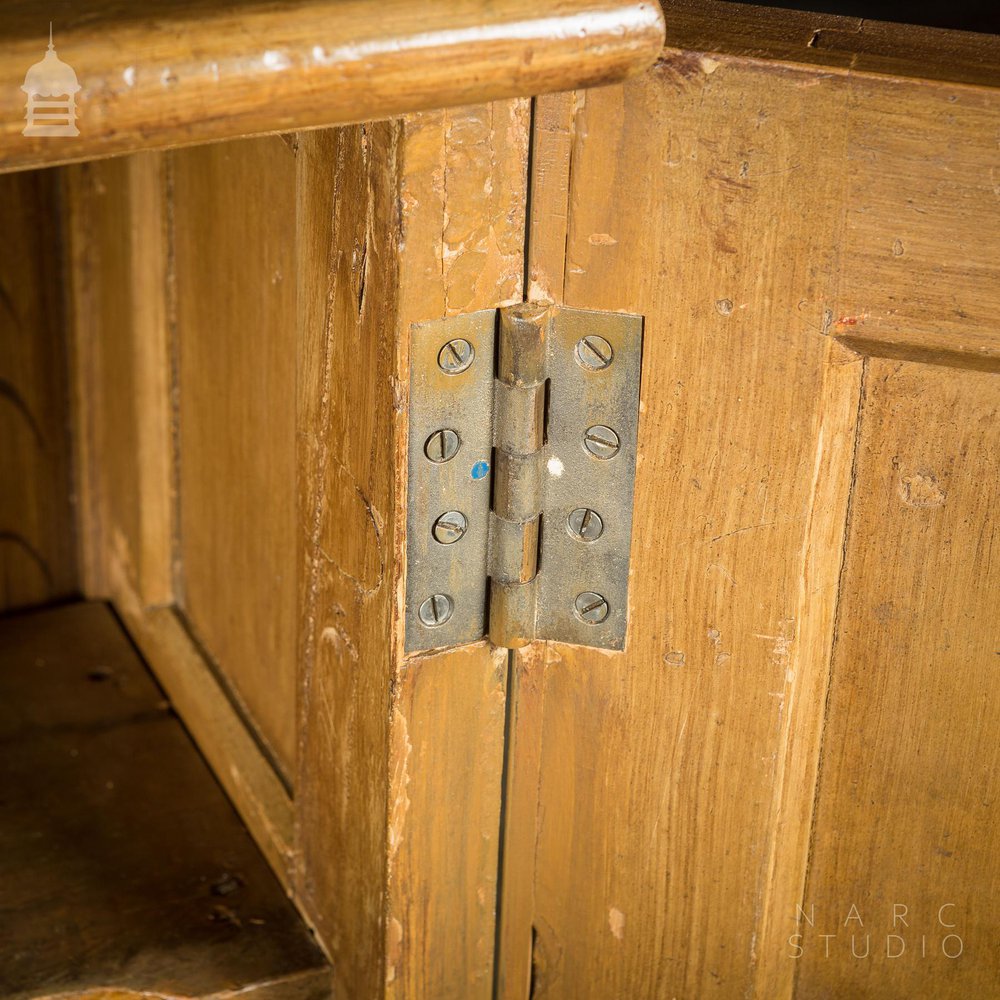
[388,99,527,998]
[0,0,663,174]
[500,61,864,998]
[172,136,299,779]
[662,0,1000,89]
[796,360,1000,997]
[500,9,1000,994]
[64,145,293,887]
[111,578,296,886]
[0,169,75,610]
[294,99,527,998]
[831,79,1000,372]
[293,121,400,999]
[65,152,172,606]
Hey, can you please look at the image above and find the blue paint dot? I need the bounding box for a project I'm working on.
[471,460,490,481]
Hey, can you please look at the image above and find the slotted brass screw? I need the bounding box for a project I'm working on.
[432,511,468,545]
[418,594,454,627]
[575,335,614,371]
[574,592,609,625]
[567,507,604,542]
[583,425,620,460]
[437,338,475,374]
[424,428,461,463]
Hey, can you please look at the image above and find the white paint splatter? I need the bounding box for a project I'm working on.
[547,456,565,477]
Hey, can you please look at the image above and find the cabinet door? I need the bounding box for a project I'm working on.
[498,11,1000,999]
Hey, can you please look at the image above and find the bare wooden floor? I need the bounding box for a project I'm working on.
[0,602,330,1000]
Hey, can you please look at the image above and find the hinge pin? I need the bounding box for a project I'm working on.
[424,428,461,463]
[583,424,621,460]
[432,511,468,545]
[438,338,475,375]
[575,335,614,371]
[574,592,610,625]
[418,593,454,627]
[567,507,604,542]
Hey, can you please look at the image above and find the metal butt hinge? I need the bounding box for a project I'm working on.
[405,303,643,653]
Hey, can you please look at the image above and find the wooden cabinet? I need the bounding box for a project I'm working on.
[0,2,997,997]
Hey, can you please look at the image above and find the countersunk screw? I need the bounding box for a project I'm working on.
[432,510,468,545]
[583,424,620,460]
[418,593,454,627]
[424,428,461,463]
[575,335,613,371]
[567,507,604,542]
[574,592,609,625]
[438,338,475,375]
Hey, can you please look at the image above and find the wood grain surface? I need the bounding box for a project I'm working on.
[0,0,663,174]
[292,119,401,999]
[498,4,1000,995]
[830,78,1000,372]
[64,142,296,888]
[0,169,76,611]
[294,99,527,997]
[64,153,173,606]
[798,360,1000,997]
[503,66,863,998]
[172,136,299,780]
[662,0,1000,89]
[387,99,528,999]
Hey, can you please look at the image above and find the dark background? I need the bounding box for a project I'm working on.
[724,0,1000,33]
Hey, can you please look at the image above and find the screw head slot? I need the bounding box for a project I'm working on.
[583,425,620,460]
[437,338,475,375]
[424,428,461,463]
[574,592,609,625]
[432,510,468,545]
[575,335,613,371]
[567,507,604,542]
[418,593,454,627]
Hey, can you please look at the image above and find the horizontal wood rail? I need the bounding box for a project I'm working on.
[0,0,664,173]
[663,0,1000,89]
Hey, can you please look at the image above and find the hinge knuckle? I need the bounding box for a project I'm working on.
[498,304,547,385]
[489,513,540,584]
[493,382,545,455]
[492,451,541,522]
[489,308,547,648]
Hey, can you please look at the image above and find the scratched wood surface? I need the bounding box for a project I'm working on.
[0,169,75,611]
[797,360,1000,997]
[500,18,1000,998]
[292,121,400,999]
[294,100,526,997]
[0,0,663,174]
[62,104,523,995]
[502,65,861,998]
[386,100,527,998]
